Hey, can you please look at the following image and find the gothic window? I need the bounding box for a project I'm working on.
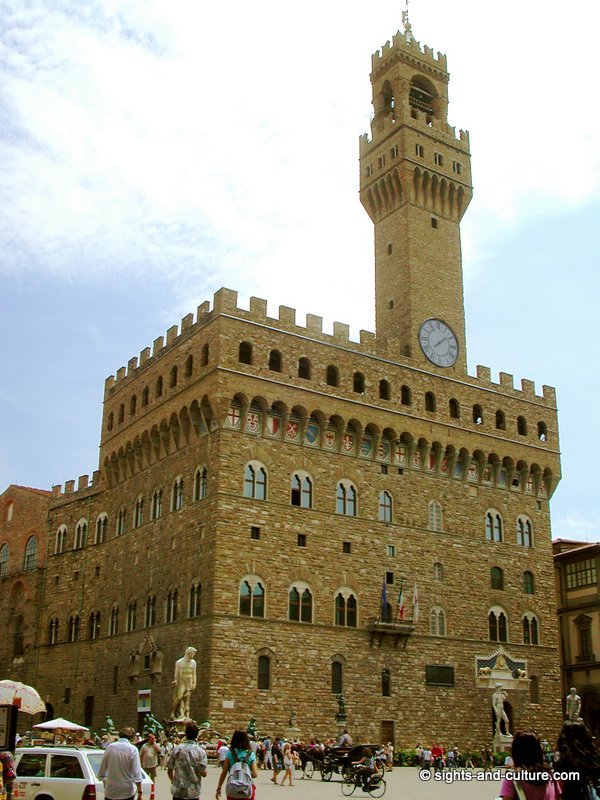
[517,516,533,547]
[326,365,339,387]
[331,660,343,694]
[49,617,60,644]
[201,343,209,366]
[353,372,365,393]
[88,612,100,640]
[68,614,80,643]
[401,385,412,406]
[23,535,37,571]
[473,404,483,425]
[379,491,392,523]
[171,477,184,511]
[430,607,446,637]
[142,386,149,406]
[425,392,436,412]
[188,582,201,618]
[434,562,444,582]
[523,571,535,594]
[239,577,265,618]
[495,410,506,430]
[185,354,193,377]
[151,489,163,520]
[95,514,108,544]
[382,669,391,697]
[336,481,357,516]
[488,607,508,642]
[13,616,24,657]
[289,584,312,623]
[109,605,119,636]
[166,590,178,623]
[170,365,178,388]
[118,404,125,423]
[0,543,8,577]
[55,526,67,554]
[485,510,503,542]
[194,467,208,501]
[428,500,443,532]
[268,350,282,372]
[156,376,163,397]
[116,507,126,536]
[239,341,253,365]
[334,591,357,627]
[537,421,548,442]
[107,412,114,431]
[74,520,87,550]
[449,398,460,418]
[491,567,504,590]
[133,497,144,528]
[379,379,390,400]
[517,416,528,436]
[243,463,267,500]
[126,601,137,632]
[522,614,539,645]
[129,395,137,416]
[291,473,312,508]
[257,655,271,690]
[298,357,311,379]
[144,595,156,628]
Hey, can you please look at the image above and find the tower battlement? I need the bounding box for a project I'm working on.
[371,29,447,74]
[50,471,102,500]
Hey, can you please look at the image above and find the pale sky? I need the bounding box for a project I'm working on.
[1,0,598,539]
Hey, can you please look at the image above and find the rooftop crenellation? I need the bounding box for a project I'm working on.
[371,29,448,73]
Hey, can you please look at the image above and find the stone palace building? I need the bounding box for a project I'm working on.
[0,18,562,746]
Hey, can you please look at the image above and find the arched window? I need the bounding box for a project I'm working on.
[336,482,357,516]
[537,421,547,442]
[133,497,144,528]
[298,357,311,379]
[523,614,539,645]
[335,592,357,627]
[239,578,265,618]
[156,376,163,398]
[166,589,178,623]
[55,526,67,554]
[201,343,209,366]
[268,350,282,372]
[491,567,504,590]
[95,514,107,544]
[23,535,37,571]
[326,365,339,387]
[151,489,163,520]
[289,585,312,622]
[88,612,100,640]
[74,520,87,550]
[331,660,343,694]
[107,412,114,431]
[517,416,528,436]
[428,500,443,532]
[382,669,391,697]
[257,655,270,690]
[144,595,156,628]
[401,385,411,406]
[6,501,14,521]
[517,516,533,547]
[68,614,80,642]
[425,392,436,412]
[523,571,535,594]
[379,379,390,400]
[129,395,137,416]
[495,410,506,430]
[485,510,503,542]
[244,463,267,500]
[291,473,312,508]
[488,607,508,642]
[430,606,446,637]
[185,354,194,377]
[434,561,444,582]
[126,601,137,632]
[353,372,365,393]
[109,605,119,636]
[0,543,8,577]
[13,616,24,657]
[49,617,60,644]
[171,477,184,511]
[473,404,483,425]
[118,403,125,423]
[449,398,460,419]
[379,491,392,523]
[142,386,149,407]
[194,467,208,501]
[170,365,178,388]
[239,341,253,365]
[116,507,126,536]
[188,582,201,618]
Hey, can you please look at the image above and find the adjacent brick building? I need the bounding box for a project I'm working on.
[0,19,562,745]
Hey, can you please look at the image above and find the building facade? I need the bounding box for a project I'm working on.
[1,20,562,746]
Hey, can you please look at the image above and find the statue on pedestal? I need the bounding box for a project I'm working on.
[566,687,582,723]
[171,646,197,719]
[492,683,511,736]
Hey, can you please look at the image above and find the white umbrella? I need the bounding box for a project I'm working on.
[33,717,89,731]
[0,679,46,715]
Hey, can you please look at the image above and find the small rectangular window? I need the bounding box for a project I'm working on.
[250,526,261,540]
[366,165,373,177]
[387,545,396,557]
[297,533,307,547]
[343,541,351,554]
[415,144,424,157]
[426,665,455,686]
[381,464,388,474]
[54,575,60,585]
[386,571,394,585]
[378,155,385,168]
[431,217,438,229]
[452,161,462,174]
[112,666,118,695]
[64,687,71,703]
[387,242,393,255]
[434,152,443,166]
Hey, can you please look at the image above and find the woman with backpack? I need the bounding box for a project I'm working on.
[216,730,258,800]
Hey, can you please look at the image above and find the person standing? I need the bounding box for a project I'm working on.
[270,738,283,784]
[98,726,145,800]
[216,729,258,800]
[139,733,161,783]
[167,722,208,800]
[280,741,294,786]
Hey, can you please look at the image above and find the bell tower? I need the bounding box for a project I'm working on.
[360,16,472,373]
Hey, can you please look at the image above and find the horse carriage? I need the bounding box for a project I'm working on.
[300,743,386,782]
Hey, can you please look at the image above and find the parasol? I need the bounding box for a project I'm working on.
[0,680,46,715]
[33,717,89,731]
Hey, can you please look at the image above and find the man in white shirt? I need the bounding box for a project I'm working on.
[98,726,144,800]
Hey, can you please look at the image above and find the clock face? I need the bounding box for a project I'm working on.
[418,319,458,367]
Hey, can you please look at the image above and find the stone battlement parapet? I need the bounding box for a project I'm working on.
[371,29,447,73]
[50,471,102,500]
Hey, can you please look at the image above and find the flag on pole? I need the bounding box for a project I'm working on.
[412,580,419,624]
[396,580,405,620]
[380,576,387,621]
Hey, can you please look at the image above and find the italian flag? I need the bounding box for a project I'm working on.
[396,581,405,620]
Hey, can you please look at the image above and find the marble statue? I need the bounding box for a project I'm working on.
[566,687,582,723]
[171,646,197,719]
[492,683,511,736]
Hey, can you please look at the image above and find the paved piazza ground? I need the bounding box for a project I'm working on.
[153,765,506,799]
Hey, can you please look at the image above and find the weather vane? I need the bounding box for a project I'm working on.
[402,0,414,42]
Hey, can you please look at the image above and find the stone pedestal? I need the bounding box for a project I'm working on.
[493,733,513,753]
[285,726,301,741]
